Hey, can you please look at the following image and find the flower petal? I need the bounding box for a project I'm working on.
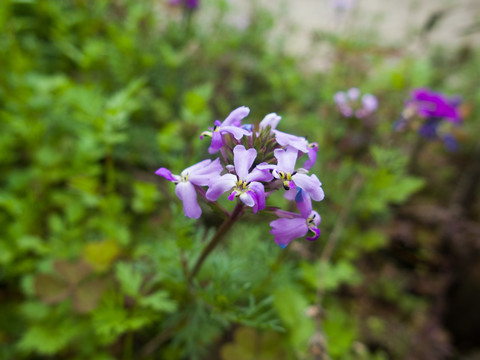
[205,174,237,201]
[274,130,309,153]
[292,173,325,201]
[295,188,313,219]
[188,158,223,186]
[259,113,282,130]
[208,131,224,154]
[239,192,255,207]
[246,164,274,183]
[274,147,298,174]
[270,218,308,248]
[222,106,250,127]
[249,182,266,212]
[220,125,250,140]
[303,143,318,170]
[155,168,178,182]
[175,182,201,219]
[233,145,257,180]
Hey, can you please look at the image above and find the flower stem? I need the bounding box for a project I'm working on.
[188,202,244,281]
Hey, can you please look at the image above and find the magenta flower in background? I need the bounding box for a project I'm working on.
[334,88,378,118]
[169,0,199,9]
[396,88,463,151]
[155,159,222,219]
[201,106,251,154]
[408,88,461,123]
[270,189,321,249]
[206,145,272,213]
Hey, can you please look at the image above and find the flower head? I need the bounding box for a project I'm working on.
[334,88,378,118]
[155,159,222,218]
[270,189,321,248]
[201,106,251,154]
[169,0,199,9]
[206,145,272,213]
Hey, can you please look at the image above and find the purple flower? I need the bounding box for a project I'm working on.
[155,159,222,219]
[206,145,272,213]
[334,88,378,118]
[259,113,318,170]
[169,0,199,9]
[270,189,321,248]
[265,147,325,201]
[201,106,251,154]
[409,88,461,123]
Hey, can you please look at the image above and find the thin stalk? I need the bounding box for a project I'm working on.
[188,202,244,281]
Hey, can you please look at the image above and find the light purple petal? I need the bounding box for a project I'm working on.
[175,182,202,219]
[188,158,223,186]
[270,218,308,249]
[220,125,250,140]
[239,192,255,207]
[182,159,214,176]
[233,145,257,180]
[246,163,274,183]
[347,87,361,101]
[274,147,298,174]
[222,106,250,127]
[334,91,347,105]
[274,130,309,153]
[284,188,297,200]
[249,181,266,212]
[295,189,313,219]
[362,94,378,112]
[155,168,177,182]
[273,209,302,219]
[205,174,237,201]
[306,227,320,241]
[208,131,224,154]
[259,113,282,130]
[292,173,325,201]
[303,143,318,170]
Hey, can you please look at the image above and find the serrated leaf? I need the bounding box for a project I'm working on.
[115,262,142,298]
[139,290,177,313]
[34,274,69,304]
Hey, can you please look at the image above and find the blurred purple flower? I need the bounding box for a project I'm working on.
[270,189,321,248]
[334,88,378,118]
[169,0,199,9]
[409,88,461,123]
[156,159,222,218]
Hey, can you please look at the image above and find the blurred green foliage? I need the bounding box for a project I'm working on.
[1,0,479,359]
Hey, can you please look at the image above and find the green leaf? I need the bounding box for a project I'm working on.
[115,262,142,298]
[139,290,177,313]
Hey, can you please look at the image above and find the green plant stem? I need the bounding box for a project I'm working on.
[188,202,244,282]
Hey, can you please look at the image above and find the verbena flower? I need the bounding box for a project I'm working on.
[206,145,272,213]
[156,106,325,248]
[155,159,222,219]
[270,189,321,249]
[396,88,462,151]
[169,0,199,10]
[334,88,378,118]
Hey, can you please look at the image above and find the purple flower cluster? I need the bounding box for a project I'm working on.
[168,0,199,10]
[334,88,378,118]
[395,88,462,151]
[156,106,325,248]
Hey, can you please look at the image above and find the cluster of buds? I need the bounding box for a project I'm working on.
[156,107,325,248]
[394,88,462,151]
[334,87,378,119]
